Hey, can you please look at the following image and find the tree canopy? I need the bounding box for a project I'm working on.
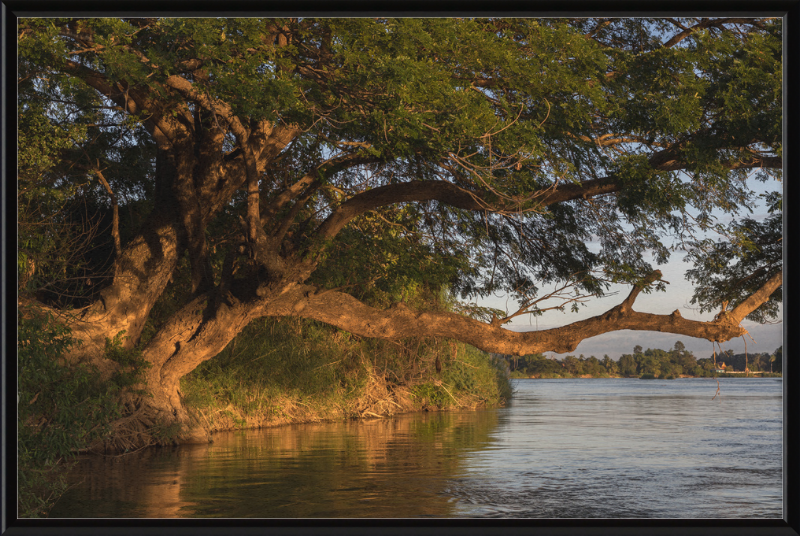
[17,17,783,442]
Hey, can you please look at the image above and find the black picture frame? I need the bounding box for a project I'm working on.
[3,2,798,535]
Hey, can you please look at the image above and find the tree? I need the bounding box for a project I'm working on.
[16,17,783,445]
[602,355,619,375]
[697,358,717,376]
[678,350,698,372]
[528,356,564,376]
[771,346,782,373]
[638,354,661,377]
[618,354,637,377]
[563,356,582,376]
[582,356,604,376]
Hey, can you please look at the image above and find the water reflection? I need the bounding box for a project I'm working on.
[51,410,500,518]
[50,378,782,519]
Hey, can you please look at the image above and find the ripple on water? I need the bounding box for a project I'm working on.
[48,378,782,519]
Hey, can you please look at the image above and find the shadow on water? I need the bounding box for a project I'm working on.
[50,410,500,518]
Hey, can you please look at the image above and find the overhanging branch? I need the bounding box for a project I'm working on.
[729,271,783,324]
[311,177,620,243]
[282,269,781,356]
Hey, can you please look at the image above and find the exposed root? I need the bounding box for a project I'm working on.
[88,397,201,454]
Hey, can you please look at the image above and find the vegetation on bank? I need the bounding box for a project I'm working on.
[181,317,512,433]
[503,341,783,379]
[17,307,511,518]
[145,262,513,432]
[17,310,117,518]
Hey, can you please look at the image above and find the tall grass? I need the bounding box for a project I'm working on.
[181,316,512,432]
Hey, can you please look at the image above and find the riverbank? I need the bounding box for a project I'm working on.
[18,312,512,518]
[178,317,513,437]
[510,372,782,380]
[48,377,783,519]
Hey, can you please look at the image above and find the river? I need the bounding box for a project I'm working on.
[49,377,783,518]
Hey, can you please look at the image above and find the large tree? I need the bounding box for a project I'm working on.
[17,17,783,444]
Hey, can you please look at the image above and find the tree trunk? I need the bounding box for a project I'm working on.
[17,207,185,385]
[54,143,229,373]
[102,279,309,446]
[129,289,281,444]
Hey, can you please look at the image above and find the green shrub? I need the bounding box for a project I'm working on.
[181,317,512,426]
[17,309,120,517]
[104,331,152,395]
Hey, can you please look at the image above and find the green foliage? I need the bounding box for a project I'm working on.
[442,345,513,404]
[503,340,755,379]
[18,17,157,303]
[17,319,162,517]
[618,354,637,377]
[17,100,92,296]
[103,331,152,395]
[616,344,699,378]
[17,309,120,517]
[310,210,472,309]
[17,17,782,324]
[685,208,782,322]
[181,316,511,428]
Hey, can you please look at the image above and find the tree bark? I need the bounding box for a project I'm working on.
[118,279,304,444]
[135,290,263,443]
[51,207,184,374]
[290,270,782,356]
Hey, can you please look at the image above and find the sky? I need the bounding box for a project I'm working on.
[474,175,784,361]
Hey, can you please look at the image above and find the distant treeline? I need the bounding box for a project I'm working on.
[497,342,783,379]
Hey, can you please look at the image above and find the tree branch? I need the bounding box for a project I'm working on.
[163,75,249,140]
[277,269,779,356]
[662,18,765,48]
[261,153,375,224]
[311,178,622,243]
[61,59,183,147]
[310,130,781,244]
[90,161,121,258]
[728,270,783,324]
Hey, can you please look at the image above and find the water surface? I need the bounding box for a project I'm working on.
[50,377,782,518]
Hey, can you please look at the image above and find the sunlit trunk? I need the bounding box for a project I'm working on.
[133,289,282,444]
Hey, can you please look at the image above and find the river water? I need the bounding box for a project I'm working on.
[49,377,783,519]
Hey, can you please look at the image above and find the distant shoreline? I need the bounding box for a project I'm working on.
[502,344,782,380]
[511,373,782,380]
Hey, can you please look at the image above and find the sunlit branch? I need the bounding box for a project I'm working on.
[285,268,779,356]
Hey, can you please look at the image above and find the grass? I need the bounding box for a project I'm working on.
[181,316,512,432]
